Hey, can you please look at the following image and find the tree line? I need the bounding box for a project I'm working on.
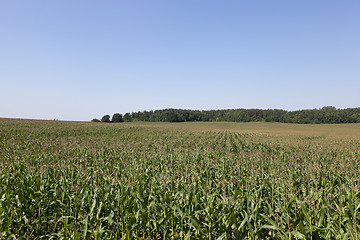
[92,106,360,124]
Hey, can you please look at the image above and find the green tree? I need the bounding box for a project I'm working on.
[91,118,100,122]
[101,115,111,123]
[112,113,123,122]
[123,113,132,122]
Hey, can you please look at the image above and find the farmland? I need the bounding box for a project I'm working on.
[1,119,360,239]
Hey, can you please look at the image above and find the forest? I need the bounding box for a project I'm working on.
[95,106,360,124]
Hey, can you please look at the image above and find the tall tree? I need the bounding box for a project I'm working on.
[112,113,123,122]
[101,115,111,123]
[123,113,132,122]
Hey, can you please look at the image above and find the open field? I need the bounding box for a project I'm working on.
[1,119,360,239]
[127,121,360,138]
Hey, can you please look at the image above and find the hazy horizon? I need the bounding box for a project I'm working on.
[1,1,359,121]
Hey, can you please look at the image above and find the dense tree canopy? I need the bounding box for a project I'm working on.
[95,107,360,124]
[101,115,111,123]
[123,113,132,122]
[112,113,123,122]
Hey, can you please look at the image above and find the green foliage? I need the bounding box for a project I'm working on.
[123,113,132,122]
[101,114,111,123]
[112,113,123,122]
[1,119,360,239]
[91,118,100,122]
[103,107,360,124]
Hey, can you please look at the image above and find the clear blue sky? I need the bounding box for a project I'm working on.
[1,1,359,121]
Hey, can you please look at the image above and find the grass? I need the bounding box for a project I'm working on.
[0,118,360,239]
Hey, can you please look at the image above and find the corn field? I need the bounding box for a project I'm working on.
[0,119,360,239]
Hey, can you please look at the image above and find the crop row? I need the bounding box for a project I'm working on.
[0,120,359,239]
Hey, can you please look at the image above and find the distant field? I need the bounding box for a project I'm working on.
[1,118,359,239]
[127,121,360,138]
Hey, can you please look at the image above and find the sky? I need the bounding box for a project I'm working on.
[1,1,359,121]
